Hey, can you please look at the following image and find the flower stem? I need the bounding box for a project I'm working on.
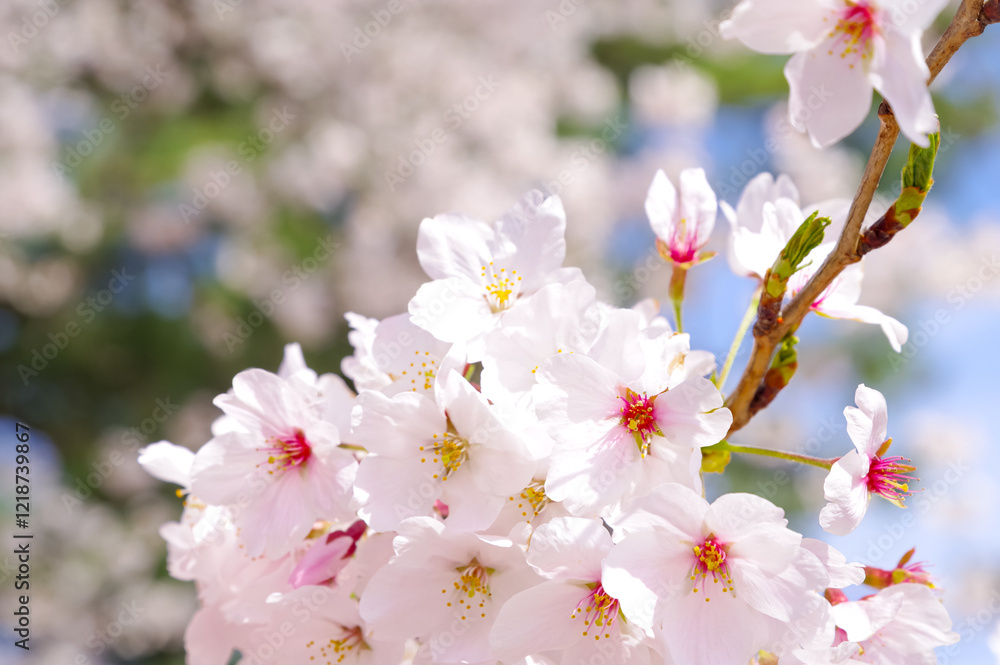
[669,265,687,333]
[707,440,835,470]
[716,287,760,390]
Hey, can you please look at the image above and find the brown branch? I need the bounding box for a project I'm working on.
[726,0,999,435]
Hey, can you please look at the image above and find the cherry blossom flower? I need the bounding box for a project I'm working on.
[603,483,838,665]
[534,315,730,514]
[189,366,359,558]
[829,583,959,663]
[359,517,537,664]
[352,369,535,532]
[720,0,948,147]
[646,168,718,266]
[408,190,584,359]
[820,384,917,536]
[491,517,659,665]
[242,585,406,665]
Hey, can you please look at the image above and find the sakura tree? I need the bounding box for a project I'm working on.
[141,1,1000,664]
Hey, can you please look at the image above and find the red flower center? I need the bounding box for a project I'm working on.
[261,428,313,473]
[618,388,662,456]
[866,454,916,507]
[830,1,879,65]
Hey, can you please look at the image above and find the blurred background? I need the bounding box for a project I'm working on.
[0,0,998,663]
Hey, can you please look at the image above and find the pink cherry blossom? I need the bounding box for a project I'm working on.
[190,366,359,558]
[359,517,538,664]
[491,517,660,665]
[603,483,839,665]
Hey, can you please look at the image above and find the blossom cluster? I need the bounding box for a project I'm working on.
[141,169,958,665]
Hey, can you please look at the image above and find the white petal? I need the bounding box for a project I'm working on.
[537,353,622,424]
[880,0,950,35]
[720,0,835,54]
[645,169,679,242]
[819,452,872,536]
[602,530,691,631]
[657,587,764,665]
[678,167,718,246]
[800,538,865,588]
[832,589,905,643]
[416,213,495,281]
[355,455,438,532]
[500,190,569,291]
[653,377,732,448]
[408,277,494,345]
[527,517,612,581]
[853,383,889,452]
[490,581,588,660]
[785,41,874,148]
[870,30,937,146]
[138,441,194,487]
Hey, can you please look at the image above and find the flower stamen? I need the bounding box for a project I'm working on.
[618,388,663,456]
[258,429,312,474]
[690,536,734,602]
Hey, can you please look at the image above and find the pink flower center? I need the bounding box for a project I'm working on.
[866,454,916,507]
[260,428,312,474]
[829,1,880,65]
[669,218,699,264]
[690,536,734,601]
[618,388,662,456]
[570,583,620,640]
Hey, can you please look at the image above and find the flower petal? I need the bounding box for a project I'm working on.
[785,41,874,148]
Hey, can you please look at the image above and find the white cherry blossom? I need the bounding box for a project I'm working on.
[721,0,948,147]
[352,369,535,532]
[408,191,584,359]
[820,384,916,535]
[359,517,537,664]
[603,483,837,665]
[492,517,659,665]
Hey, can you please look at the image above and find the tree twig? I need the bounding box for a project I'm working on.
[725,0,999,434]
